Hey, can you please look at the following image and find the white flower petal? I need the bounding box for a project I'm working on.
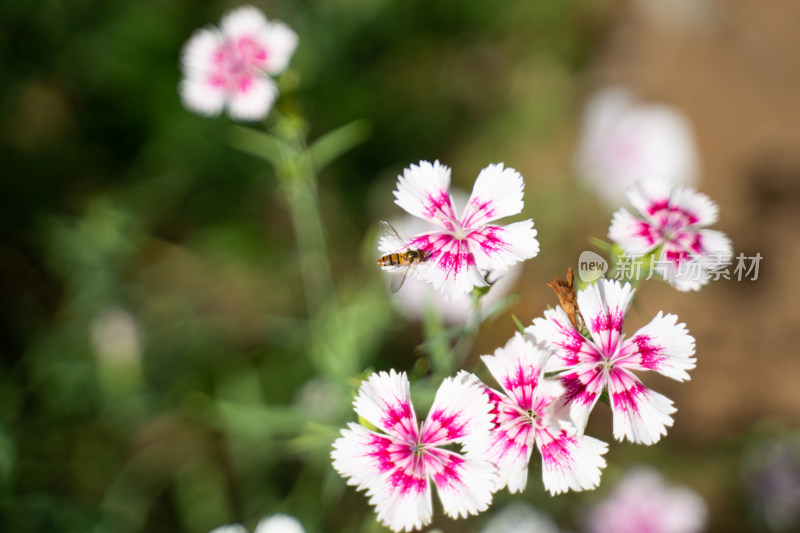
[220,5,269,41]
[576,279,635,356]
[369,470,433,533]
[528,308,604,369]
[555,365,606,434]
[626,179,673,222]
[670,185,719,226]
[430,450,496,521]
[331,423,401,494]
[608,208,661,256]
[393,160,458,227]
[409,231,488,298]
[607,368,675,445]
[352,370,419,441]
[480,333,549,410]
[180,74,226,117]
[254,514,305,533]
[537,427,608,495]
[460,163,525,227]
[210,525,248,533]
[468,220,539,272]
[261,21,298,74]
[617,312,696,381]
[227,75,278,121]
[421,371,493,449]
[181,28,223,74]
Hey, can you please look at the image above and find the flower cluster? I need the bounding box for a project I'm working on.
[180,5,298,121]
[327,157,723,530]
[332,276,697,530]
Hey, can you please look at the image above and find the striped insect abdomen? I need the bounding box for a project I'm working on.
[377,253,407,267]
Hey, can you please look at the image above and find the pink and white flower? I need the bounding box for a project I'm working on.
[381,160,539,299]
[331,370,497,532]
[575,87,699,207]
[528,279,696,445]
[608,179,732,291]
[180,5,298,121]
[475,333,608,495]
[584,468,708,533]
[383,212,524,324]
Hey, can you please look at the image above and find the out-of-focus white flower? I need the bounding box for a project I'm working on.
[480,502,559,533]
[584,468,707,533]
[380,160,539,299]
[90,307,143,365]
[608,179,732,291]
[383,208,523,324]
[528,279,696,445]
[210,513,305,533]
[254,514,305,533]
[474,333,608,495]
[180,5,298,121]
[331,370,497,532]
[575,87,699,207]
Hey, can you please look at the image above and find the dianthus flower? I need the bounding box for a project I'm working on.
[608,179,732,291]
[180,5,298,121]
[528,279,696,445]
[380,160,539,298]
[331,370,496,532]
[474,333,607,495]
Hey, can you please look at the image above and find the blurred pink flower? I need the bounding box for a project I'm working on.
[180,5,298,121]
[608,179,732,291]
[585,468,707,533]
[575,87,699,207]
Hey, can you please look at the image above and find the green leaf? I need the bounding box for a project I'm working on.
[511,314,526,334]
[589,236,613,252]
[309,120,371,171]
[227,125,285,166]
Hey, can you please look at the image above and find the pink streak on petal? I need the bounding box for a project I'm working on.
[421,408,468,443]
[388,459,428,496]
[549,316,602,366]
[624,334,665,371]
[468,226,508,257]
[632,219,660,246]
[412,233,477,281]
[538,429,576,473]
[609,370,647,414]
[424,190,458,225]
[237,74,255,94]
[428,451,466,490]
[461,197,495,228]
[381,400,417,441]
[501,362,537,411]
[561,366,605,408]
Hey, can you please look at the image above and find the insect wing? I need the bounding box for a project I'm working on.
[378,220,409,254]
[389,264,412,293]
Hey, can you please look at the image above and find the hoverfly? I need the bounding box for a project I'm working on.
[377,221,431,293]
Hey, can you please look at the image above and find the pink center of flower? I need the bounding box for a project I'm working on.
[210,36,270,94]
[646,200,699,241]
